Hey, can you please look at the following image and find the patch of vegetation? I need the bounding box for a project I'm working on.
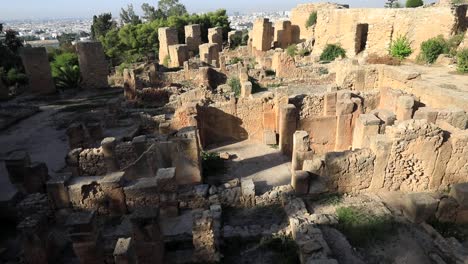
[50,52,81,90]
[286,44,298,57]
[452,0,468,3]
[265,69,276,76]
[229,57,243,65]
[317,193,343,206]
[162,55,170,67]
[298,48,311,57]
[227,77,241,97]
[457,48,468,73]
[428,219,468,242]
[305,12,318,28]
[201,151,225,177]
[406,0,423,7]
[419,36,449,64]
[389,35,412,60]
[367,54,401,65]
[336,206,396,247]
[269,144,279,149]
[259,235,300,264]
[320,44,346,62]
[3,68,28,86]
[318,67,329,75]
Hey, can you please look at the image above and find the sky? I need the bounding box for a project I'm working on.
[0,0,436,20]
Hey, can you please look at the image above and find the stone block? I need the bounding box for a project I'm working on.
[159,193,179,217]
[264,130,277,145]
[47,174,71,209]
[352,114,381,150]
[208,27,223,52]
[279,104,298,156]
[76,42,109,89]
[396,95,414,121]
[114,237,136,264]
[450,183,468,209]
[335,114,353,151]
[185,24,202,53]
[158,27,179,63]
[241,81,252,98]
[303,158,324,175]
[292,170,309,195]
[324,92,337,116]
[156,167,177,193]
[168,44,189,67]
[252,18,274,52]
[199,43,220,67]
[263,111,276,131]
[65,211,97,236]
[293,131,310,152]
[402,193,438,223]
[336,99,355,115]
[19,47,56,94]
[124,177,159,212]
[413,107,438,124]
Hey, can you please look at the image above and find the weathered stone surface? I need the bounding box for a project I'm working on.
[352,114,381,150]
[168,44,189,68]
[252,18,274,52]
[402,193,438,223]
[158,27,178,63]
[450,183,468,209]
[208,27,223,52]
[156,167,177,193]
[20,47,56,94]
[292,170,309,194]
[185,24,202,53]
[76,42,109,89]
[199,43,220,67]
[279,104,298,156]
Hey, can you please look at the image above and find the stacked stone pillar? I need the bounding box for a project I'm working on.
[46,173,71,210]
[156,167,179,217]
[101,137,119,173]
[291,131,314,195]
[158,27,179,64]
[396,95,415,121]
[129,208,164,264]
[199,43,220,67]
[252,18,274,52]
[172,126,202,185]
[66,211,104,264]
[208,27,223,52]
[123,69,137,100]
[279,104,298,156]
[76,41,109,89]
[185,24,202,55]
[168,44,189,67]
[274,20,294,49]
[19,47,56,94]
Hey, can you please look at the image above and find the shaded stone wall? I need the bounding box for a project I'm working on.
[185,24,202,53]
[76,42,109,89]
[20,47,56,94]
[158,27,179,63]
[313,6,466,59]
[251,18,274,52]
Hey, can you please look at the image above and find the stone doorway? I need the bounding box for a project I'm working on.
[355,23,369,54]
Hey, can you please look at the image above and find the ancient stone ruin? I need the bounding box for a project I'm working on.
[1,1,468,264]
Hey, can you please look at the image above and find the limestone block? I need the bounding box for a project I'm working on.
[158,27,178,63]
[336,99,355,116]
[293,131,310,152]
[101,137,119,173]
[324,92,337,116]
[369,135,392,190]
[292,170,309,195]
[47,174,71,209]
[335,114,353,151]
[114,237,136,264]
[352,114,381,150]
[124,177,159,212]
[263,130,277,145]
[263,111,276,132]
[413,107,438,124]
[372,109,396,126]
[274,20,294,49]
[159,193,179,217]
[241,81,252,98]
[252,18,274,51]
[303,158,324,175]
[19,47,56,94]
[396,95,414,121]
[279,104,298,156]
[436,108,467,130]
[168,44,189,68]
[208,27,223,52]
[402,193,438,223]
[156,167,177,193]
[450,183,468,209]
[435,197,459,223]
[185,24,202,53]
[199,43,220,67]
[76,42,108,89]
[241,179,256,206]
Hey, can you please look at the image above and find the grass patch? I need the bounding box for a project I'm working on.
[227,77,241,97]
[317,193,343,206]
[259,234,300,264]
[336,206,396,247]
[320,44,346,62]
[201,151,225,177]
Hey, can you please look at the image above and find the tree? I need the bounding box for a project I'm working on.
[406,0,423,8]
[385,0,402,8]
[141,3,164,21]
[91,13,116,40]
[158,0,187,17]
[120,4,142,25]
[4,30,23,53]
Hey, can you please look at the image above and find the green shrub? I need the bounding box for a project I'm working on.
[457,48,468,73]
[286,44,298,57]
[447,33,465,56]
[54,65,81,90]
[406,0,423,7]
[5,68,28,86]
[306,12,317,28]
[336,206,395,247]
[420,36,449,64]
[320,44,346,62]
[50,52,79,78]
[227,77,241,97]
[389,35,412,60]
[229,57,243,65]
[201,151,225,176]
[162,55,170,67]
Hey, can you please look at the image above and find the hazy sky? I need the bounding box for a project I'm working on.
[0,0,436,20]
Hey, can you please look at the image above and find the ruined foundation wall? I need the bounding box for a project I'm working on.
[76,42,109,89]
[314,7,463,59]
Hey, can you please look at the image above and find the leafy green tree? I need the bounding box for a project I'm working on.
[91,13,116,40]
[4,30,23,53]
[457,48,468,73]
[141,3,164,21]
[406,0,423,8]
[120,4,142,25]
[385,0,401,8]
[158,0,188,17]
[57,33,78,52]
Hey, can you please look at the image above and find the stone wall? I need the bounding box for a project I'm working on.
[158,27,179,63]
[251,18,274,52]
[76,42,109,89]
[313,6,466,59]
[19,47,56,94]
[185,24,202,53]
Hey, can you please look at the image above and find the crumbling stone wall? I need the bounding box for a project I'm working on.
[76,42,109,89]
[185,24,202,53]
[251,18,274,52]
[158,27,179,63]
[313,6,466,59]
[19,47,56,94]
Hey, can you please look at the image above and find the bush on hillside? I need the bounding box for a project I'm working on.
[419,36,449,64]
[306,12,317,28]
[406,0,423,7]
[389,35,412,60]
[320,44,346,62]
[457,48,468,73]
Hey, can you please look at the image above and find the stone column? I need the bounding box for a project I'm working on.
[156,167,179,217]
[168,44,189,67]
[240,178,255,207]
[172,126,202,185]
[291,170,309,195]
[251,18,274,52]
[208,27,223,52]
[199,43,220,67]
[66,211,104,264]
[241,81,252,98]
[66,148,82,177]
[129,208,164,264]
[292,131,314,171]
[185,24,202,54]
[76,41,109,89]
[274,20,293,49]
[324,92,337,116]
[46,173,71,209]
[279,104,297,156]
[123,69,137,100]
[114,238,136,264]
[19,47,56,94]
[101,137,119,173]
[352,114,381,150]
[369,135,392,190]
[396,95,415,121]
[158,27,179,63]
[131,135,153,178]
[335,114,353,151]
[100,171,127,215]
